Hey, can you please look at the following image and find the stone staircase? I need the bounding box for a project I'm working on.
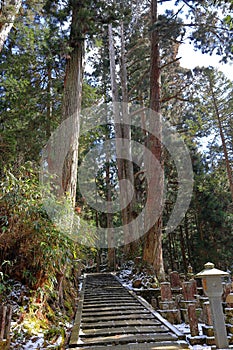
[69,273,189,349]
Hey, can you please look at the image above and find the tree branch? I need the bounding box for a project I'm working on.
[128,68,150,97]
[160,57,182,70]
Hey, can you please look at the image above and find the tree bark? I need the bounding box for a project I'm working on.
[184,214,190,262]
[120,21,138,256]
[180,225,188,271]
[61,2,84,207]
[106,160,115,270]
[0,0,22,52]
[46,64,52,138]
[142,0,165,280]
[108,23,131,252]
[168,231,174,270]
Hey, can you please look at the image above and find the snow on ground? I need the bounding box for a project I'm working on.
[22,335,44,349]
[11,333,64,349]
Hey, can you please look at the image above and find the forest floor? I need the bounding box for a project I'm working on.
[1,278,76,349]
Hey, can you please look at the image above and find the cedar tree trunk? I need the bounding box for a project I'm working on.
[143,0,165,280]
[61,1,84,207]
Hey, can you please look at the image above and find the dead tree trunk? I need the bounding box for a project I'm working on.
[0,304,12,347]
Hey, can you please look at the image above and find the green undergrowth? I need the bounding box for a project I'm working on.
[0,164,86,347]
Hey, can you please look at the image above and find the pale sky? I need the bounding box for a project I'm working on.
[179,44,233,81]
[158,0,233,81]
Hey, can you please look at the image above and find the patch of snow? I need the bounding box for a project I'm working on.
[176,322,190,334]
[22,334,44,349]
[176,323,206,336]
[46,335,63,348]
[79,281,83,291]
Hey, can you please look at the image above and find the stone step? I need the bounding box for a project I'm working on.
[77,332,178,345]
[83,297,135,303]
[82,309,149,316]
[81,325,169,336]
[84,294,130,299]
[81,319,161,329]
[82,313,156,323]
[83,301,138,308]
[70,341,189,349]
[85,290,130,293]
[82,305,146,312]
[84,297,130,301]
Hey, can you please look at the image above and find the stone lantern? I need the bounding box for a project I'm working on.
[196,262,229,349]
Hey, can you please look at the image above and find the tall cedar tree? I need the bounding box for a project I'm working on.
[143,0,165,280]
[61,1,84,207]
